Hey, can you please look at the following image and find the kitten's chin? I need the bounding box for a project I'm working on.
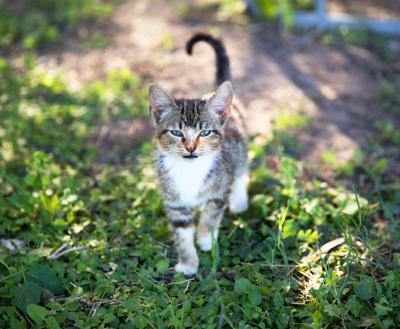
[182,154,198,159]
[179,150,216,159]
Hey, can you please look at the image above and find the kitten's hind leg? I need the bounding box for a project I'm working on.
[197,198,226,252]
[229,171,249,213]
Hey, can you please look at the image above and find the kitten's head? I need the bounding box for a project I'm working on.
[149,81,233,159]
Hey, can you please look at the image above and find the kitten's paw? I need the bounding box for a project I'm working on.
[197,235,213,252]
[174,262,198,276]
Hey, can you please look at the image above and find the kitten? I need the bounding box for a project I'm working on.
[149,33,248,275]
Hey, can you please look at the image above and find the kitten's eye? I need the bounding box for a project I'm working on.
[199,130,212,137]
[170,130,184,137]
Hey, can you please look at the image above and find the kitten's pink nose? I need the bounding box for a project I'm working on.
[184,142,196,153]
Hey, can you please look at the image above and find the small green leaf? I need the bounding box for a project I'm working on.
[27,304,48,326]
[282,220,299,239]
[103,312,116,323]
[28,263,63,294]
[375,303,392,316]
[12,281,41,313]
[155,259,169,273]
[248,287,262,306]
[48,195,60,214]
[8,192,35,214]
[371,159,388,174]
[10,317,26,329]
[45,316,60,329]
[234,278,250,294]
[355,278,373,301]
[347,295,362,317]
[385,271,398,290]
[123,298,140,311]
[273,292,284,308]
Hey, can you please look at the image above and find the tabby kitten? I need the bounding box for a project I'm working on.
[149,33,248,275]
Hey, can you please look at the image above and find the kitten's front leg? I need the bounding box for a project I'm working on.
[197,198,227,252]
[165,205,199,275]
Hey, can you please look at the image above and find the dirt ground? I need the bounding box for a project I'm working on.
[28,0,399,178]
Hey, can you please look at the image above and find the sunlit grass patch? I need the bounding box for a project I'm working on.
[0,58,399,328]
[0,0,113,50]
[274,108,311,130]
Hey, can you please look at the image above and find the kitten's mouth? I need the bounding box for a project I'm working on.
[182,154,198,159]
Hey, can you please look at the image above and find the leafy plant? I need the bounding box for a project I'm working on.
[0,0,112,50]
[255,0,313,26]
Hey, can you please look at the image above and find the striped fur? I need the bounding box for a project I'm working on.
[149,33,248,275]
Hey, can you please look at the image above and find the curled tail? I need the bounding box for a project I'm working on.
[186,33,231,87]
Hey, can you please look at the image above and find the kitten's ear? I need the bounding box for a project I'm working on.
[149,83,175,123]
[207,81,233,124]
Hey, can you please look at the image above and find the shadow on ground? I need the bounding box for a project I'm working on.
[10,0,398,177]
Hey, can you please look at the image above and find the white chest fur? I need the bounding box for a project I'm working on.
[163,153,216,207]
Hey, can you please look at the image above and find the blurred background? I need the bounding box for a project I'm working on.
[1,0,399,178]
[0,0,400,177]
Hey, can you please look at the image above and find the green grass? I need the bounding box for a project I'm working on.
[0,0,112,50]
[1,56,400,329]
[255,0,314,27]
